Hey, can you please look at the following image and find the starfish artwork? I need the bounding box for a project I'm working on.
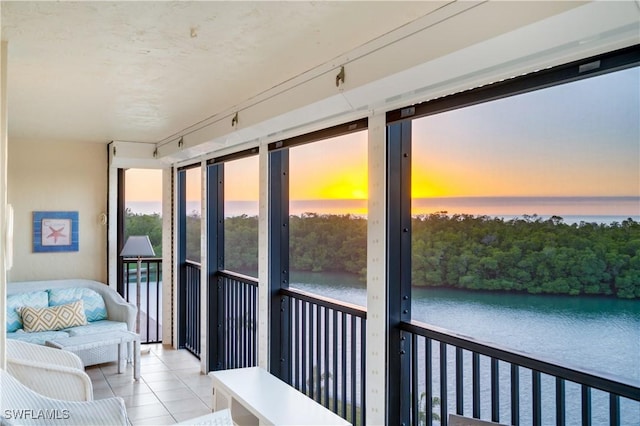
[46,225,67,244]
[34,212,78,252]
[40,217,72,246]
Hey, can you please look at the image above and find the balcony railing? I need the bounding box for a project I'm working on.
[218,270,259,369]
[282,287,367,426]
[400,320,640,426]
[178,265,637,426]
[121,257,162,344]
[183,260,201,358]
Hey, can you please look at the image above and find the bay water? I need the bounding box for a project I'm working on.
[291,271,640,425]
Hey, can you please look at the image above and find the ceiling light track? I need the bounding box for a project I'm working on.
[335,66,345,87]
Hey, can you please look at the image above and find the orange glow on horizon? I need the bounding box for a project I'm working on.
[125,169,163,201]
[225,156,259,201]
[289,131,368,202]
[412,168,448,198]
[317,169,368,200]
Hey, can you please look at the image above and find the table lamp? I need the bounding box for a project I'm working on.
[120,235,155,335]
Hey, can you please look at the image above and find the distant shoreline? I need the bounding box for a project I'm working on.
[127,196,640,224]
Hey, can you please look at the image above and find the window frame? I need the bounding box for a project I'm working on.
[267,118,369,381]
[384,43,639,426]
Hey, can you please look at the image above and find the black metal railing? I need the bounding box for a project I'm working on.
[121,257,162,344]
[218,270,259,369]
[183,260,201,358]
[283,287,367,426]
[400,320,640,426]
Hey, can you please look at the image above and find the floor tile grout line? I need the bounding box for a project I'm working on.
[147,362,201,422]
[93,344,208,425]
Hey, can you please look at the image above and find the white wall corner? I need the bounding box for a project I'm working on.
[257,143,270,370]
[366,112,387,425]
[107,163,118,289]
[171,165,180,349]
[0,40,9,369]
[199,160,208,373]
[162,167,174,347]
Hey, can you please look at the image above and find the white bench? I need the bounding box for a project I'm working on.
[209,367,351,425]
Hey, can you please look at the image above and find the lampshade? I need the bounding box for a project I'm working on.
[120,235,156,257]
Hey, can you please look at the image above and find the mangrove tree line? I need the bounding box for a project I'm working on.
[126,210,640,298]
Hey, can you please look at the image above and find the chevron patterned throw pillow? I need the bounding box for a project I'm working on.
[19,300,88,332]
[6,290,49,332]
[48,288,108,322]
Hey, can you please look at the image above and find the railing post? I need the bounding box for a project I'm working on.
[533,370,542,426]
[511,364,520,426]
[426,338,433,426]
[456,348,464,415]
[491,358,500,423]
[473,352,480,418]
[609,394,620,426]
[440,342,448,426]
[582,385,592,426]
[556,377,566,426]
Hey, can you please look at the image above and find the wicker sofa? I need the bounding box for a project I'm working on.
[6,279,136,366]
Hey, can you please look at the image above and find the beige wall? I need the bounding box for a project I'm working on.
[7,140,108,282]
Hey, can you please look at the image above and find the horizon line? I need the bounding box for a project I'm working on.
[128,195,640,203]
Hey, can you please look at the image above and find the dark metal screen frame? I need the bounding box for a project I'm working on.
[267,117,369,385]
[176,165,194,349]
[116,168,126,296]
[387,44,639,125]
[206,163,225,370]
[268,149,291,381]
[206,149,260,371]
[386,120,413,424]
[384,43,640,426]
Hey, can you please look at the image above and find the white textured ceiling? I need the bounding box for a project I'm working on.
[1,1,446,145]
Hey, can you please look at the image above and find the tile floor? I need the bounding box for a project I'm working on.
[86,344,212,425]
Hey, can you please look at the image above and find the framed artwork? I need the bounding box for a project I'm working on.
[33,211,79,252]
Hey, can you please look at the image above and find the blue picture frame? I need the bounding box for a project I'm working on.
[33,211,79,252]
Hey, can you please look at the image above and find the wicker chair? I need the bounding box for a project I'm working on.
[6,340,93,401]
[0,369,127,425]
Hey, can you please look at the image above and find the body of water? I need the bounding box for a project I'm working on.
[291,271,640,381]
[128,196,640,224]
[291,271,640,424]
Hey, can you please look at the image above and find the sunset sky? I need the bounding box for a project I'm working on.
[126,66,639,213]
[125,168,163,202]
[289,131,368,201]
[412,66,639,198]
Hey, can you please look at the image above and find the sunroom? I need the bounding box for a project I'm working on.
[1,2,639,425]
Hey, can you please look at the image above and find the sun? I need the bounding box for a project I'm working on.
[351,189,367,199]
[318,171,368,200]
